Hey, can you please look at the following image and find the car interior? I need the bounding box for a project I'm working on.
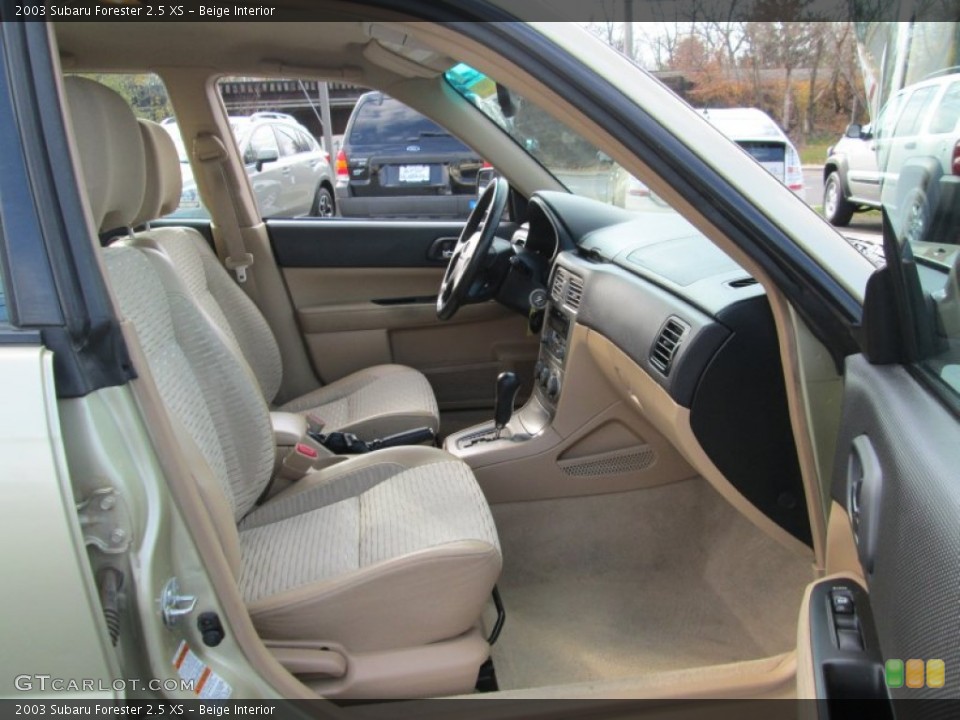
[48,18,907,704]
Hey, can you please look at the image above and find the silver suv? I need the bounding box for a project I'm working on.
[823,72,960,244]
[164,112,336,220]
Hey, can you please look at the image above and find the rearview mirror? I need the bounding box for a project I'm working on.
[255,147,279,171]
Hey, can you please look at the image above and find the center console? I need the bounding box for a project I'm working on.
[446,265,581,453]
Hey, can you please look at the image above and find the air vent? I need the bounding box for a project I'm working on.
[551,267,568,302]
[728,277,758,289]
[565,275,584,310]
[650,317,690,376]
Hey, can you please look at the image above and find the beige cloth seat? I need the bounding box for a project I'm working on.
[65,77,500,674]
[129,119,439,440]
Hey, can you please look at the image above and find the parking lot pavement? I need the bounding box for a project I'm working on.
[803,166,824,207]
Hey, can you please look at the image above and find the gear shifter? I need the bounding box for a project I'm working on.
[494,371,522,438]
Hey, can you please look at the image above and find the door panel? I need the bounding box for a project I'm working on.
[823,354,960,701]
[270,219,538,410]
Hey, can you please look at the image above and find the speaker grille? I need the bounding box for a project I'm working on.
[559,446,657,477]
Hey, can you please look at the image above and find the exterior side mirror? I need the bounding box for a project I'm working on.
[255,147,279,171]
[845,123,862,139]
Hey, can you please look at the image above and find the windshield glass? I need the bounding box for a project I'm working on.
[445,63,637,209]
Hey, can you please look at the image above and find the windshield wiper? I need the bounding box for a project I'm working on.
[415,131,451,138]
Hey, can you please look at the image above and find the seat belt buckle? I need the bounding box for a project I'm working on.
[305,413,326,436]
[278,441,323,481]
[224,252,254,283]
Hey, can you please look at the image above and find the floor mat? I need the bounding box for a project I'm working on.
[486,477,814,691]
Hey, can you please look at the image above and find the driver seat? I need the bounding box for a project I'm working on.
[129,118,439,440]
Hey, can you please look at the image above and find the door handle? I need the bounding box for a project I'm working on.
[427,236,459,262]
[904,142,917,150]
[848,435,883,574]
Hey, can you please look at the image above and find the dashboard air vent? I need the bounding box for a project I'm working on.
[728,277,758,289]
[650,317,690,376]
[551,267,568,302]
[565,275,584,310]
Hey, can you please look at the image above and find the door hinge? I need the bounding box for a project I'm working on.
[76,488,131,554]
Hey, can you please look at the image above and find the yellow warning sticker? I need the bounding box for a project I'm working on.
[172,640,233,699]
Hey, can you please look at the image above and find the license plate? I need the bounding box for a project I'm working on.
[399,164,431,183]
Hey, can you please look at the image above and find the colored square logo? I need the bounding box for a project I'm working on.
[885,659,904,688]
[906,659,925,689]
[926,659,945,689]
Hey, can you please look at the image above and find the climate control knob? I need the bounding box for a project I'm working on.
[538,364,551,387]
[546,373,561,399]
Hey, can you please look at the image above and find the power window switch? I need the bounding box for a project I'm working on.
[831,591,855,615]
[834,613,859,631]
[837,629,864,652]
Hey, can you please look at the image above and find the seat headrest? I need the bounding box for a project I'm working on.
[63,76,145,233]
[135,120,183,226]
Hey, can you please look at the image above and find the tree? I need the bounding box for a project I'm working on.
[85,73,173,122]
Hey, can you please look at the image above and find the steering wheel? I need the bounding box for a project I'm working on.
[436,177,509,320]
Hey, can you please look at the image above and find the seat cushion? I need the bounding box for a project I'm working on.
[238,450,500,651]
[279,364,440,439]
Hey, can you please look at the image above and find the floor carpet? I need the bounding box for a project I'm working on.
[486,477,814,691]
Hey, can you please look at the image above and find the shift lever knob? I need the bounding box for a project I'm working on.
[494,371,522,437]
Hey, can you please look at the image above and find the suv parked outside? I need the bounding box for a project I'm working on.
[165,112,336,220]
[335,92,484,219]
[823,72,960,243]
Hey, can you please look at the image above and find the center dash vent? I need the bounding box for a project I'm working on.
[728,277,758,289]
[565,275,584,310]
[650,317,690,376]
[551,267,568,302]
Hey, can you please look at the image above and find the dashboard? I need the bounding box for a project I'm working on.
[513,191,811,546]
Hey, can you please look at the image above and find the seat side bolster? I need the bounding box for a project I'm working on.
[246,540,501,652]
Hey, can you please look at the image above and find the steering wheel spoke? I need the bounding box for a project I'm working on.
[436,178,509,320]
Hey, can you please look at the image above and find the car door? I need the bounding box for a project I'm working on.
[799,211,960,705]
[880,83,940,212]
[844,126,884,205]
[267,215,538,415]
[273,124,316,215]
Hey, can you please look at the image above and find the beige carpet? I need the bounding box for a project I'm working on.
[485,477,814,691]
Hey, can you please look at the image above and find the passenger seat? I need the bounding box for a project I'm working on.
[64,76,500,699]
[131,118,439,441]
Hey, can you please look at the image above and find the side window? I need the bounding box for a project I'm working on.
[214,77,490,221]
[247,125,279,163]
[217,77,339,220]
[274,126,299,157]
[928,82,960,135]
[295,130,315,154]
[874,96,902,139]
[892,86,937,137]
[338,92,484,220]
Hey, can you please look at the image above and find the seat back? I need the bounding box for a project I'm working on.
[132,120,284,405]
[64,77,275,542]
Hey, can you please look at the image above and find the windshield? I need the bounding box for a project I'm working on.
[445,63,636,209]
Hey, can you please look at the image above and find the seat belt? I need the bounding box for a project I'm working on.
[193,133,255,285]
